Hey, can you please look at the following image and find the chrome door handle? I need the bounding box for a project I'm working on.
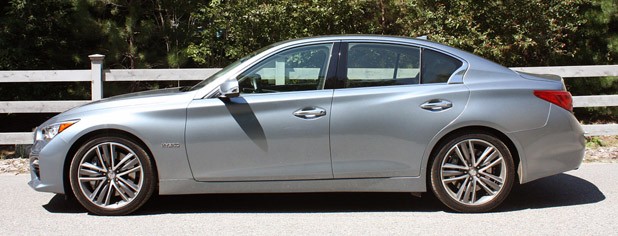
[420,99,452,111]
[293,107,327,119]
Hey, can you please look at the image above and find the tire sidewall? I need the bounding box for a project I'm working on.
[430,133,515,213]
[69,135,155,216]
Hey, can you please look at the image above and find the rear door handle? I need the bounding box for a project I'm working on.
[420,99,452,111]
[293,107,327,119]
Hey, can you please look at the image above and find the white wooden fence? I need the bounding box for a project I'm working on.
[0,54,616,144]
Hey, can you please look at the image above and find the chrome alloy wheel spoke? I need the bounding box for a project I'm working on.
[118,166,141,176]
[95,146,108,170]
[479,171,503,184]
[477,175,501,192]
[117,176,139,192]
[115,180,135,199]
[466,140,476,167]
[113,153,135,171]
[454,145,470,167]
[95,182,110,205]
[474,146,495,167]
[109,144,116,170]
[443,174,468,183]
[78,142,143,209]
[441,139,506,205]
[479,157,504,173]
[455,176,470,200]
[88,180,106,201]
[80,162,106,174]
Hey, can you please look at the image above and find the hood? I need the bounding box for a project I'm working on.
[54,87,195,119]
[101,87,187,102]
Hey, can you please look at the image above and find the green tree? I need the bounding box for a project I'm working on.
[394,0,586,67]
[187,0,589,68]
[187,0,376,67]
[563,0,618,122]
[0,0,93,69]
[89,0,197,69]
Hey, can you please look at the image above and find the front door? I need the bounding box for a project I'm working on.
[185,43,337,181]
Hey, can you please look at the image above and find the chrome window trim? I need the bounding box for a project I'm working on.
[339,38,469,85]
[195,36,473,99]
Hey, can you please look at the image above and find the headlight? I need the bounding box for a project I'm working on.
[38,120,79,141]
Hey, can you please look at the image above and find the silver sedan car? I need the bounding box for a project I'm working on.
[29,35,585,215]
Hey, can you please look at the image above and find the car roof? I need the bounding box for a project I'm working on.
[285,35,500,63]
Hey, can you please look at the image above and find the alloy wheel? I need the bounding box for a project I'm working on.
[76,142,144,209]
[439,139,507,206]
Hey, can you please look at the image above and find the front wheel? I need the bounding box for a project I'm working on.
[69,136,156,215]
[429,133,515,213]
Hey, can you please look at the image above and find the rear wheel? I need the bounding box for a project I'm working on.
[69,136,155,215]
[430,133,515,212]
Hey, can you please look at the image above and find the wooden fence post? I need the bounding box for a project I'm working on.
[89,54,105,100]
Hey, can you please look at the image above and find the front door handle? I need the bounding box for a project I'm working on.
[293,107,327,119]
[420,99,452,111]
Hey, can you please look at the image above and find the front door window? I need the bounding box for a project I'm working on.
[237,44,333,93]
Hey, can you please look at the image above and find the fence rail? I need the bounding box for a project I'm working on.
[1,56,617,144]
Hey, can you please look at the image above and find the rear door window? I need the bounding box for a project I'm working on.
[345,43,420,88]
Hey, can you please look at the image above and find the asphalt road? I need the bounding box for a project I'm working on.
[1,164,616,235]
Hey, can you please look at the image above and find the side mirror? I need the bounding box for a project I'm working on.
[218,80,240,99]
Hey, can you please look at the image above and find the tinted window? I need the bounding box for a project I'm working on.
[237,44,332,93]
[421,49,463,84]
[346,43,420,88]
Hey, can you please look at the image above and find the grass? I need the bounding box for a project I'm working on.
[586,136,618,149]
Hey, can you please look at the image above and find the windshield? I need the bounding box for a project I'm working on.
[188,58,246,91]
[189,43,282,91]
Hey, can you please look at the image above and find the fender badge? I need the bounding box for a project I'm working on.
[161,143,181,148]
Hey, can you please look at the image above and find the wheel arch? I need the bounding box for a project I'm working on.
[425,126,522,184]
[62,129,159,196]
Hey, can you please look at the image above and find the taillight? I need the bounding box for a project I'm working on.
[534,90,573,112]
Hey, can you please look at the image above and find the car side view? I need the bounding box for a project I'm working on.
[29,35,585,215]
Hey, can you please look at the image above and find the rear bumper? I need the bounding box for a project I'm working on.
[510,105,585,184]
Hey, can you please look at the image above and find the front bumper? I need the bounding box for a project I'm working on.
[28,137,69,194]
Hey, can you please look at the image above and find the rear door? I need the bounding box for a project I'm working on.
[330,42,470,178]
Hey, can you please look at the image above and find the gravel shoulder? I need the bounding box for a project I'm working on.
[0,158,29,174]
[585,147,618,163]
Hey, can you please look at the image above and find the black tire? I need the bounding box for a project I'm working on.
[429,132,515,213]
[69,135,156,215]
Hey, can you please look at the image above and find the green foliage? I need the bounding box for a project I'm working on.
[85,0,199,69]
[398,0,586,67]
[0,0,87,69]
[186,0,588,67]
[187,0,375,67]
[1,0,610,69]
[563,0,618,122]
[586,136,605,148]
[0,0,199,70]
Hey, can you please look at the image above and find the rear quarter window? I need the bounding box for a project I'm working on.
[421,49,463,84]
